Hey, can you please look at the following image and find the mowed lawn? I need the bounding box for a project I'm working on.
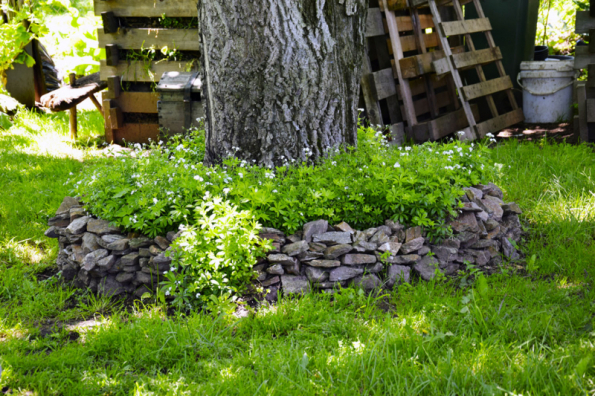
[1,109,594,395]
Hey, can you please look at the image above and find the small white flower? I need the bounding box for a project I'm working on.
[163,271,168,275]
[394,162,400,168]
[170,267,176,271]
[238,172,243,178]
[194,175,203,182]
[457,131,465,136]
[223,188,230,194]
[153,198,158,204]
[196,293,200,298]
[165,290,170,296]
[486,133,494,138]
[273,189,278,193]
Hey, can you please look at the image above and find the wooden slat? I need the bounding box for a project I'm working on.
[400,46,465,78]
[388,33,440,54]
[475,109,524,138]
[371,68,398,100]
[398,75,447,99]
[587,99,595,123]
[461,76,512,101]
[433,47,502,76]
[366,8,386,37]
[97,29,199,51]
[577,84,589,142]
[575,11,595,34]
[412,104,479,141]
[575,46,595,69]
[361,45,383,126]
[95,0,198,17]
[401,90,451,117]
[587,65,595,88]
[439,18,492,36]
[379,0,408,11]
[409,0,474,8]
[110,92,159,113]
[394,14,434,32]
[100,60,199,82]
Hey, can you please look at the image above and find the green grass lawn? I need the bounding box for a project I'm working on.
[1,109,594,395]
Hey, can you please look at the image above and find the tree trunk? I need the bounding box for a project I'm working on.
[199,0,368,166]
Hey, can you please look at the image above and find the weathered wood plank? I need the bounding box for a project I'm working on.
[360,44,383,126]
[110,92,159,113]
[379,0,408,11]
[587,98,595,123]
[397,75,447,99]
[399,46,465,78]
[370,68,398,101]
[587,65,595,88]
[388,33,440,54]
[401,90,451,117]
[112,123,160,144]
[475,109,524,138]
[100,60,199,82]
[433,47,502,76]
[575,46,595,69]
[577,84,589,142]
[439,18,491,36]
[575,11,595,34]
[95,0,198,17]
[461,76,513,101]
[97,29,199,51]
[366,8,386,37]
[411,104,479,141]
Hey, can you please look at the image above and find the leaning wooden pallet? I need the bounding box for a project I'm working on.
[94,0,200,144]
[574,2,595,143]
[409,0,524,139]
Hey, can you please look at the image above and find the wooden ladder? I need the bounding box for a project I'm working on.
[411,0,524,138]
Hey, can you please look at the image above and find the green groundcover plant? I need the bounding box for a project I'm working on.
[69,122,496,305]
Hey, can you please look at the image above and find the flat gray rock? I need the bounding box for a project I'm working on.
[115,272,134,284]
[502,202,522,215]
[297,251,324,261]
[450,212,479,233]
[98,234,125,249]
[342,254,376,265]
[329,266,363,282]
[266,264,285,275]
[281,275,311,294]
[378,242,402,255]
[56,196,80,216]
[387,265,411,288]
[481,198,504,222]
[87,218,120,235]
[384,254,420,265]
[267,254,296,266]
[400,237,425,254]
[413,256,441,281]
[97,255,116,271]
[154,236,170,250]
[351,274,382,291]
[501,237,520,260]
[324,244,353,259]
[66,216,90,235]
[334,221,355,234]
[309,259,341,268]
[129,237,153,249]
[305,266,329,282]
[82,249,109,271]
[313,232,352,245]
[121,253,140,267]
[44,226,59,239]
[107,238,129,251]
[431,245,458,262]
[302,220,328,242]
[98,276,126,297]
[282,240,309,257]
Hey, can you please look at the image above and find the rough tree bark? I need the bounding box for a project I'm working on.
[199,0,368,166]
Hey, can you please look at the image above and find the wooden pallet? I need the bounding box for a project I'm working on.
[574,2,595,143]
[94,0,200,144]
[411,0,524,138]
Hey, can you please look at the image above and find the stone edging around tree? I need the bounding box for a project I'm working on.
[45,182,523,300]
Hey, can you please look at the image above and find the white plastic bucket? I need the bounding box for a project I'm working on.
[518,60,577,123]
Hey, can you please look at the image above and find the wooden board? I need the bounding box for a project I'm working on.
[475,108,524,138]
[439,18,491,36]
[575,11,595,34]
[95,0,198,17]
[379,0,408,11]
[370,68,398,101]
[112,123,160,144]
[577,83,589,142]
[412,104,479,141]
[588,65,595,89]
[574,46,595,70]
[367,11,434,37]
[399,46,465,78]
[401,90,451,117]
[388,33,440,54]
[461,76,512,101]
[110,92,159,113]
[100,60,199,82]
[397,75,447,99]
[98,29,199,51]
[587,98,595,123]
[433,47,502,76]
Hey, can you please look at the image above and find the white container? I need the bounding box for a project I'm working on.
[518,60,576,123]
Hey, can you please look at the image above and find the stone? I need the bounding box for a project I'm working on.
[313,232,352,245]
[66,234,84,244]
[431,246,458,262]
[485,195,503,205]
[268,254,296,266]
[351,274,382,291]
[305,267,329,283]
[378,242,402,255]
[107,238,129,251]
[139,248,151,258]
[460,202,483,212]
[476,211,489,222]
[297,251,324,261]
[269,243,281,253]
[309,242,327,252]
[98,234,125,249]
[481,198,504,221]
[154,236,170,250]
[44,226,59,239]
[441,238,461,249]
[256,269,267,282]
[284,259,301,275]
[474,250,491,266]
[477,220,488,237]
[139,258,149,268]
[369,229,390,245]
[266,264,285,275]
[48,213,71,228]
[363,228,378,239]
[262,276,281,287]
[324,244,353,259]
[153,253,172,267]
[313,281,346,289]
[455,253,475,265]
[385,219,404,233]
[81,249,109,272]
[365,262,384,273]
[390,229,406,244]
[502,203,522,215]
[400,237,425,254]
[384,254,420,265]
[287,234,302,243]
[86,218,120,235]
[353,230,368,244]
[116,272,134,284]
[501,237,520,260]
[470,239,498,250]
[386,265,411,288]
[418,246,431,256]
[405,226,422,243]
[309,259,341,268]
[56,196,80,216]
[129,237,153,249]
[455,232,479,248]
[134,285,152,298]
[69,245,85,263]
[450,212,479,233]
[260,233,286,244]
[353,240,378,253]
[485,182,504,199]
[485,225,500,240]
[149,245,163,256]
[442,263,460,276]
[413,256,441,281]
[281,276,311,294]
[260,227,285,236]
[464,187,483,201]
[76,269,91,287]
[485,219,500,231]
[166,231,177,242]
[97,255,116,271]
[69,207,86,221]
[282,240,309,256]
[329,266,364,282]
[302,219,328,242]
[342,254,376,265]
[334,221,355,234]
[121,253,140,267]
[66,216,90,235]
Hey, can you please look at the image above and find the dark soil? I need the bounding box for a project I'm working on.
[497,122,577,144]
